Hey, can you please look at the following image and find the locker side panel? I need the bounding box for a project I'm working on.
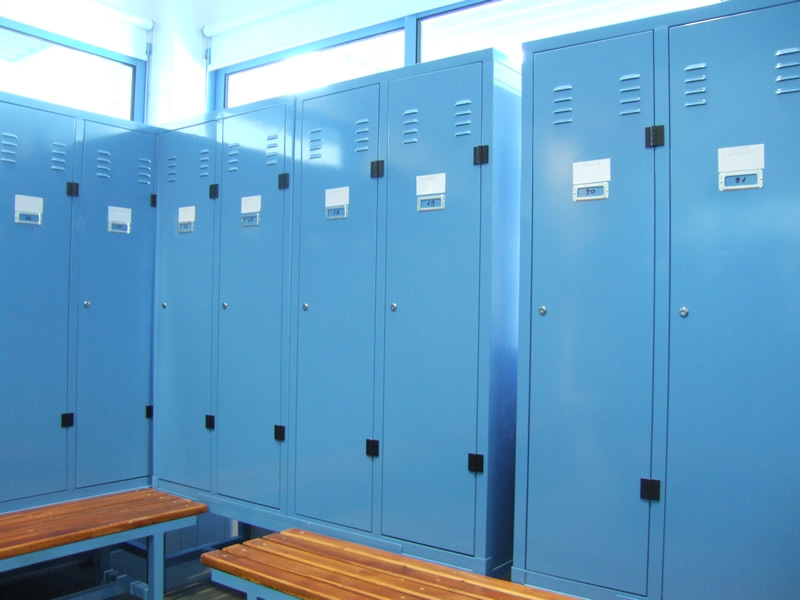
[294,85,379,531]
[154,121,217,491]
[216,104,288,508]
[665,4,800,598]
[382,63,482,556]
[524,32,656,595]
[0,102,74,502]
[75,122,156,488]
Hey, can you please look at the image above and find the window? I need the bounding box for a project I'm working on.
[0,24,145,121]
[419,0,721,68]
[224,29,404,109]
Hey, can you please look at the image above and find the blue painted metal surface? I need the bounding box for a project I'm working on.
[216,103,290,508]
[664,3,800,598]
[381,63,484,556]
[75,120,156,488]
[0,101,75,502]
[293,84,380,532]
[154,119,218,492]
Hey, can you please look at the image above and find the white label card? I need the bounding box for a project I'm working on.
[178,206,196,222]
[108,206,132,224]
[241,195,262,214]
[15,194,44,214]
[573,159,611,185]
[325,187,350,208]
[416,173,446,196]
[718,144,764,173]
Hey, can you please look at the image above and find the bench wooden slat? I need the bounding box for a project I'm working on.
[202,529,577,600]
[0,489,207,560]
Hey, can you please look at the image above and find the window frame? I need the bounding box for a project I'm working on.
[0,17,147,122]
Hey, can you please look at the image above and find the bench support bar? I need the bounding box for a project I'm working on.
[211,569,296,600]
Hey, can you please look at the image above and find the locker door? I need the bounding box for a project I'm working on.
[217,105,288,507]
[295,85,379,531]
[76,122,156,487]
[524,33,655,595]
[0,103,74,502]
[665,5,800,598]
[155,121,217,491]
[382,63,482,555]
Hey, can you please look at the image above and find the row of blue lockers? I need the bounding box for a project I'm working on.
[2,0,798,598]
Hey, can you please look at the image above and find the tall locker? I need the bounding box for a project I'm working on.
[155,119,218,491]
[216,103,290,508]
[665,3,800,598]
[516,32,657,596]
[75,121,156,488]
[0,101,75,502]
[293,85,380,531]
[382,64,484,556]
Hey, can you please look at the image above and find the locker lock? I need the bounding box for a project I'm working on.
[83,301,91,308]
[222,302,228,310]
[302,303,309,311]
[538,306,547,316]
[390,303,397,312]
[679,307,689,318]
[162,302,167,309]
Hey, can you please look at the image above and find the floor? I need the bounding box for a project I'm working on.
[0,547,244,600]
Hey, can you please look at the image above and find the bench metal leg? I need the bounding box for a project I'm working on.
[146,533,165,600]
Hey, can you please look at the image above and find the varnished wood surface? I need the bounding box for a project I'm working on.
[202,528,576,600]
[0,488,207,560]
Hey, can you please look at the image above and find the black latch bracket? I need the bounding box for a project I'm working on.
[366,439,380,457]
[209,183,220,199]
[468,453,484,473]
[274,425,286,441]
[205,414,216,430]
[61,413,75,428]
[370,160,385,178]
[640,478,661,501]
[278,173,290,190]
[473,145,489,165]
[645,125,665,148]
[66,182,80,197]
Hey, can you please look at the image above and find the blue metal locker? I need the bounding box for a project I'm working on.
[216,103,290,508]
[155,119,218,491]
[665,3,800,598]
[0,100,75,502]
[293,85,380,531]
[382,63,483,556]
[518,32,657,595]
[75,121,156,488]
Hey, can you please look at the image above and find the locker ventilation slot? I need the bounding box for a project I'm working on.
[308,128,322,160]
[454,99,472,137]
[266,133,280,166]
[355,118,370,153]
[619,73,641,116]
[552,85,573,125]
[683,63,708,108]
[1,132,18,164]
[199,148,210,177]
[776,47,800,95]
[96,149,112,179]
[51,142,67,172]
[227,142,240,173]
[166,156,178,183]
[402,109,419,144]
[138,158,153,185]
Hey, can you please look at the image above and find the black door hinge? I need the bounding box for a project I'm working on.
[150,194,157,207]
[145,405,154,419]
[205,414,216,430]
[366,439,380,457]
[473,145,489,165]
[645,125,665,148]
[209,183,219,199]
[370,160,385,178]
[278,173,290,190]
[640,478,661,501]
[66,182,80,197]
[468,453,484,473]
[274,425,286,441]
[61,413,75,428]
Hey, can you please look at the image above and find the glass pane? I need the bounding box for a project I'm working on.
[226,30,404,108]
[0,27,134,120]
[420,0,720,69]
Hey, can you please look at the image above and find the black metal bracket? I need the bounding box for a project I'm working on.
[205,414,216,430]
[150,194,157,207]
[61,413,75,428]
[145,405,154,419]
[66,182,80,197]
[209,183,220,199]
[366,439,380,457]
[468,453,484,473]
[640,478,661,501]
[645,125,665,148]
[278,173,290,190]
[370,160,385,178]
[473,145,489,165]
[274,425,286,441]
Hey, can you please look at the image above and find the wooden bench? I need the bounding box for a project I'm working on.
[0,488,207,600]
[202,528,576,600]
